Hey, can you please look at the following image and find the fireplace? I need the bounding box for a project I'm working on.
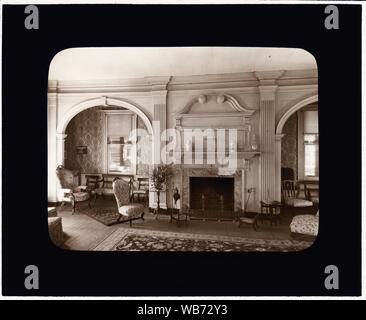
[189,177,234,219]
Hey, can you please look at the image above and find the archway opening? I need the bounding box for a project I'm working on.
[64,105,151,177]
[279,101,319,215]
[280,102,318,182]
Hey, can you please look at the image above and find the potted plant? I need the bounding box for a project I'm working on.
[150,164,172,214]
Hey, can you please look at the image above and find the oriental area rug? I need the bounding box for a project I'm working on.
[79,205,121,226]
[92,228,311,252]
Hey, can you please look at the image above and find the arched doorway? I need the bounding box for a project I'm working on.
[58,97,154,136]
[276,95,318,136]
[64,105,152,176]
[275,94,318,201]
[50,96,154,202]
[56,97,153,166]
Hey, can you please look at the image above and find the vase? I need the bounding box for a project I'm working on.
[251,133,258,151]
[173,187,180,206]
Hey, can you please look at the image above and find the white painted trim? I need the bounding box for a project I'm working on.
[49,69,317,93]
[100,110,135,115]
[297,110,304,181]
[57,96,153,136]
[275,94,318,135]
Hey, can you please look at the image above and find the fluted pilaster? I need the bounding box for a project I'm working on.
[150,88,168,209]
[260,100,276,201]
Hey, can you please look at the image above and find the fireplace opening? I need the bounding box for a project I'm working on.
[189,177,234,219]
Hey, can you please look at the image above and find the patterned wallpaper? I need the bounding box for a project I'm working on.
[281,112,298,179]
[65,106,105,173]
[65,106,151,175]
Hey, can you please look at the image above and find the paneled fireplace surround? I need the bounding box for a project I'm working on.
[166,159,259,213]
[166,92,260,212]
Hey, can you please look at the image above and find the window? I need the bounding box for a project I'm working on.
[298,108,319,180]
[104,111,136,174]
[304,133,319,177]
[107,137,134,174]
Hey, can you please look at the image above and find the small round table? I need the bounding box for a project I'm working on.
[259,201,282,225]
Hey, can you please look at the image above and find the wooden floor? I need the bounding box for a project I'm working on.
[56,198,295,251]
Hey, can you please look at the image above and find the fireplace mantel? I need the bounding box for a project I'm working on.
[174,93,255,131]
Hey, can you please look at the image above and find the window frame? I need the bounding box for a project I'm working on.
[103,110,137,175]
[297,107,319,181]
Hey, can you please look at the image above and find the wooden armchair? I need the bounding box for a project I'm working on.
[259,201,282,226]
[84,174,104,203]
[281,180,313,216]
[131,177,149,206]
[56,165,91,213]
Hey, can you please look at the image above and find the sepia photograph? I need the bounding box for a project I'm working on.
[47,47,319,252]
[2,0,363,300]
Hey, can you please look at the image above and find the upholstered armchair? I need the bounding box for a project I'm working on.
[56,165,91,213]
[100,174,133,199]
[112,177,145,226]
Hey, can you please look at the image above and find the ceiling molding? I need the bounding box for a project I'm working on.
[255,70,285,81]
[277,84,318,94]
[280,69,318,79]
[48,69,318,94]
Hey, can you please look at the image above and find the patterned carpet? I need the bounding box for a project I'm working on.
[79,205,121,226]
[93,228,311,252]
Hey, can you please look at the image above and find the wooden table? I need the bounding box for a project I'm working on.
[169,208,188,226]
[259,201,282,225]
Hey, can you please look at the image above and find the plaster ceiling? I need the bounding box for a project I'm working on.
[48,47,317,81]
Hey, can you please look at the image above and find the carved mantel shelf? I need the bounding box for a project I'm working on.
[170,151,260,157]
[240,151,261,159]
[240,151,261,165]
[174,93,256,131]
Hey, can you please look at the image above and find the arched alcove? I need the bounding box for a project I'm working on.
[274,94,318,200]
[49,96,154,202]
[58,96,153,136]
[276,94,318,135]
[56,97,154,167]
